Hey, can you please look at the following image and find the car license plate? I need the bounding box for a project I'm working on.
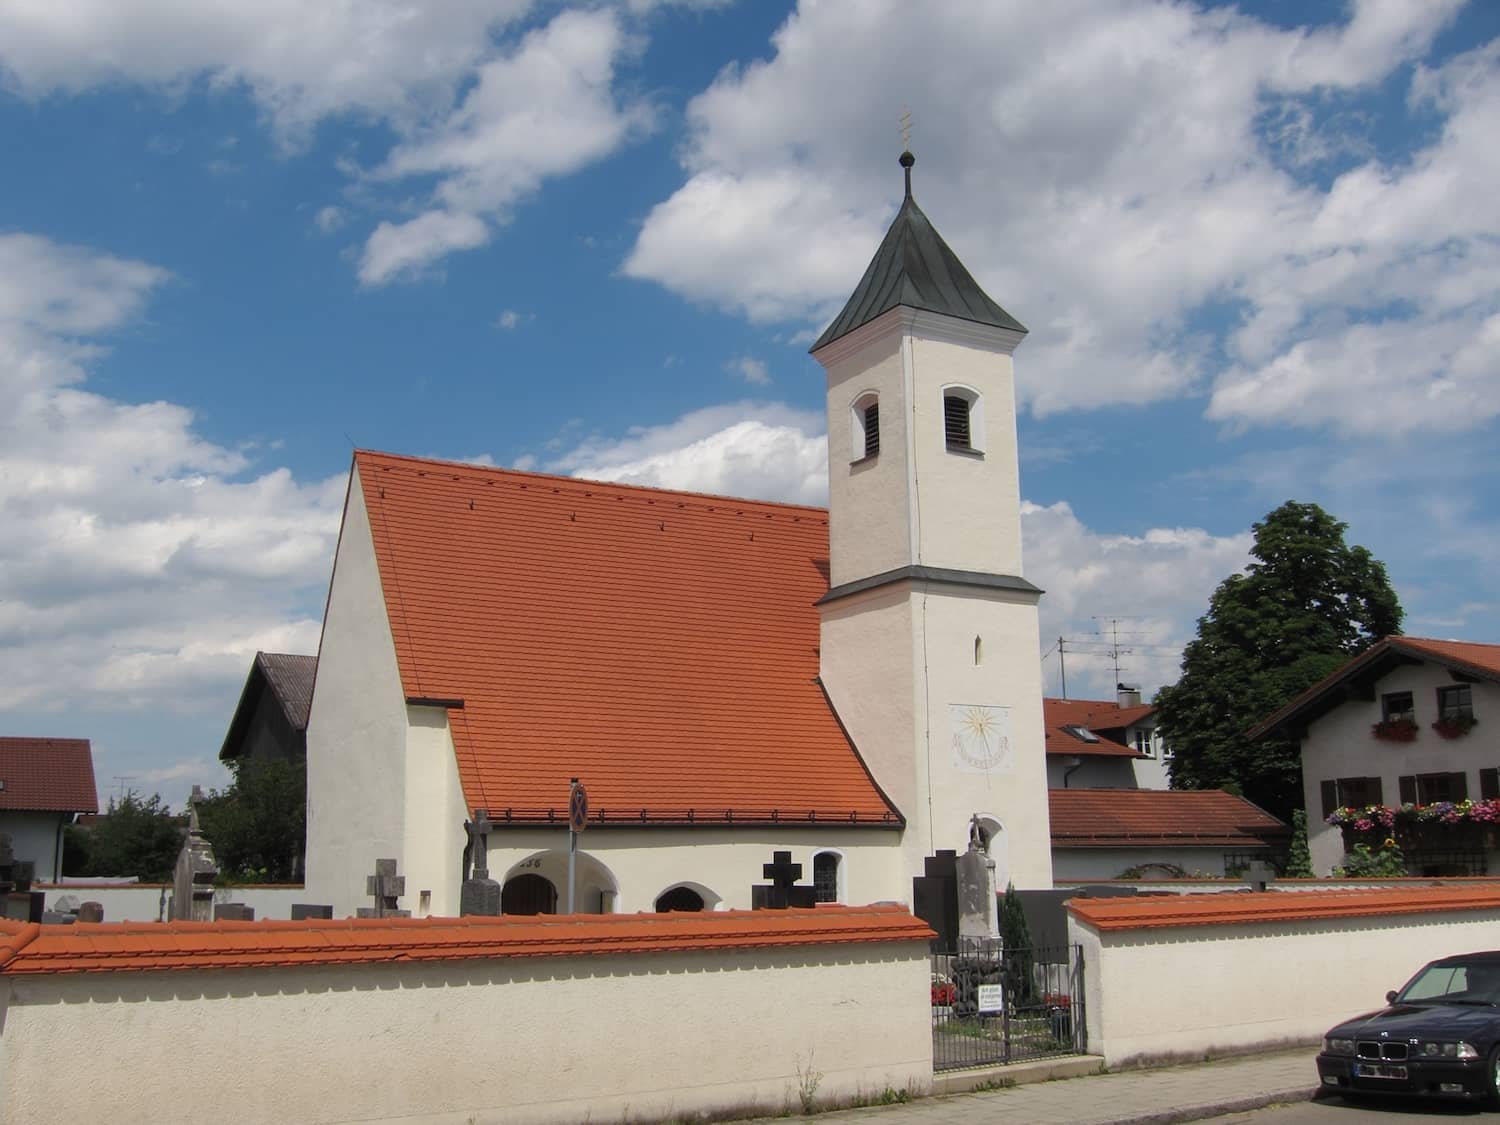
[1355,1063,1408,1079]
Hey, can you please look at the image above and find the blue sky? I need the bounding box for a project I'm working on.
[2,0,1498,808]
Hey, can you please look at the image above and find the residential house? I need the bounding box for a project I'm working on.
[220,651,317,765]
[1044,686,1167,789]
[0,737,98,882]
[1250,636,1500,876]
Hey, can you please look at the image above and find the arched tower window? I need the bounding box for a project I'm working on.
[813,851,842,903]
[942,385,984,454]
[851,392,880,461]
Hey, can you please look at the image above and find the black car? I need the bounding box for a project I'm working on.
[1318,951,1500,1104]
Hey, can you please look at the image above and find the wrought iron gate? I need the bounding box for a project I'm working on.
[930,941,1086,1071]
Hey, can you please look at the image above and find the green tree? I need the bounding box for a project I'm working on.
[999,881,1036,1005]
[66,792,184,881]
[197,757,305,883]
[1156,501,1402,822]
[1284,810,1315,878]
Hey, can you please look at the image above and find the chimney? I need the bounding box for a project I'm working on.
[1117,683,1142,709]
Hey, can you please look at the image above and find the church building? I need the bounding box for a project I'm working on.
[303,153,1053,920]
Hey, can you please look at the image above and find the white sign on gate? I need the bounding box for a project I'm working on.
[976,984,1004,1014]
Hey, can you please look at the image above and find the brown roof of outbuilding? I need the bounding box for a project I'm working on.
[0,737,98,813]
[1043,698,1153,758]
[1248,636,1500,740]
[219,651,317,761]
[1049,788,1286,848]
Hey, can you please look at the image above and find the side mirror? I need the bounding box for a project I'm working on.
[1386,990,1399,1005]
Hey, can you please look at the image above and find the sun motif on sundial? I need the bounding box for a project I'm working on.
[950,704,1012,773]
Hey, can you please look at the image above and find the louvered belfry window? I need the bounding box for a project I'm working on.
[863,402,880,458]
[944,394,971,449]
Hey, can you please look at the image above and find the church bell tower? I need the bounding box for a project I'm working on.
[814,151,1053,893]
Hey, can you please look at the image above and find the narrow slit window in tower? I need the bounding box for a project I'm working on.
[863,401,880,458]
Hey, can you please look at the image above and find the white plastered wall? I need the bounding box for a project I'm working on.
[483,827,905,914]
[304,465,411,914]
[0,811,67,882]
[1070,903,1500,1066]
[1300,663,1500,875]
[0,941,933,1124]
[1051,846,1249,881]
[403,706,469,917]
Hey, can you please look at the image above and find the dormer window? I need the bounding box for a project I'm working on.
[941,385,984,455]
[851,392,880,462]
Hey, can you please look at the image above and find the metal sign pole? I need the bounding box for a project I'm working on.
[567,825,577,915]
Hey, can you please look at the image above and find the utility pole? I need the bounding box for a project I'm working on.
[1057,636,1068,699]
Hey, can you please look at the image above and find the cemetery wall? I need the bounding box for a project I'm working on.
[1068,884,1500,1066]
[0,905,933,1125]
[1051,845,1240,881]
[36,882,306,922]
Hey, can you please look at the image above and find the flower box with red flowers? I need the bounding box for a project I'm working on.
[1371,718,1419,742]
[1431,715,1478,740]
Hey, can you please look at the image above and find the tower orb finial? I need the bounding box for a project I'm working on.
[899,149,914,197]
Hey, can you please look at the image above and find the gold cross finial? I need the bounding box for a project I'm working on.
[900,107,912,152]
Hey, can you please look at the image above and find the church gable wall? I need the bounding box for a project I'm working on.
[403,706,468,916]
[304,466,410,915]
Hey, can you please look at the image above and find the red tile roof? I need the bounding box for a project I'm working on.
[1069,885,1500,931]
[1049,788,1286,848]
[1043,698,1151,758]
[1249,636,1500,739]
[353,451,899,826]
[0,738,97,813]
[0,904,933,975]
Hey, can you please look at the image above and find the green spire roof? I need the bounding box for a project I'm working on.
[811,152,1026,353]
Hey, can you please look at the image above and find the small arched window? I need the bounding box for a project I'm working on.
[813,851,841,903]
[851,392,880,461]
[942,385,984,454]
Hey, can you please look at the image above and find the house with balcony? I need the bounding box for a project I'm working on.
[1249,636,1500,876]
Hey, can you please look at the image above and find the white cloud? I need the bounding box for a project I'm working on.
[359,209,490,285]
[0,3,653,283]
[0,0,534,142]
[359,9,653,283]
[545,401,828,505]
[0,233,344,714]
[495,308,533,330]
[725,355,770,385]
[624,0,1489,436]
[314,205,346,234]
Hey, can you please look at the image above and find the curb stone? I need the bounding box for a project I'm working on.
[1095,1084,1321,1125]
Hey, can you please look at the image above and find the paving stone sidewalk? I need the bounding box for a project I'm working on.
[809,1049,1321,1125]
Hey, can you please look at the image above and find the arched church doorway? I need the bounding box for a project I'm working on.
[654,886,705,912]
[501,873,557,915]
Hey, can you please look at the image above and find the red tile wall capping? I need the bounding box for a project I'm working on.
[1068,885,1500,932]
[0,737,98,813]
[1048,789,1287,848]
[0,905,934,976]
[353,450,899,825]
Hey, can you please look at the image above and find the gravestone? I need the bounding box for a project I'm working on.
[77,901,104,923]
[461,813,501,916]
[1243,860,1276,893]
[170,786,219,922]
[750,850,817,909]
[291,904,333,921]
[357,858,410,918]
[214,903,255,921]
[912,850,958,950]
[956,817,996,947]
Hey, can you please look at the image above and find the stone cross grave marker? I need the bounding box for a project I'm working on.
[1242,860,1276,892]
[751,850,817,910]
[358,858,410,918]
[170,786,219,921]
[461,813,501,916]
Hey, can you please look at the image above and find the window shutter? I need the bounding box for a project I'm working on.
[1399,775,1417,805]
[944,395,970,448]
[1450,771,1469,801]
[1481,768,1498,801]
[1321,780,1337,819]
[1366,776,1384,806]
[863,402,879,458]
